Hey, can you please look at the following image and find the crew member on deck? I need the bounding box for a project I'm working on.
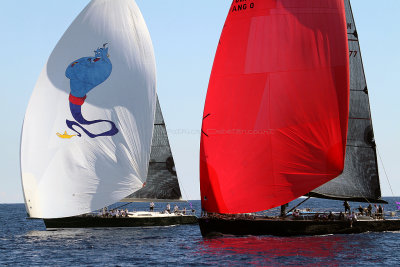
[150,202,155,212]
[367,204,373,216]
[174,204,179,213]
[357,205,364,215]
[344,201,350,214]
[166,203,171,213]
[377,205,384,219]
[348,211,357,228]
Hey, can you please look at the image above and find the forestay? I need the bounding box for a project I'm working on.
[200,0,350,214]
[21,0,156,218]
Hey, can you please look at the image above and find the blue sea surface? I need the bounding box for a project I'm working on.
[1,198,400,266]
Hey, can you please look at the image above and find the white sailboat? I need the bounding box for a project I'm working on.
[21,0,196,228]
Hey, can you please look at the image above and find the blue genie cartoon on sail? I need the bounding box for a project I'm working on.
[58,43,119,139]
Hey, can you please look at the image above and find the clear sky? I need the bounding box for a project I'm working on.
[0,0,399,203]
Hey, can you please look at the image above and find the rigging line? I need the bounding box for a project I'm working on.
[286,197,311,215]
[174,162,190,206]
[176,168,190,204]
[376,146,395,197]
[179,184,190,205]
[177,183,193,214]
[114,201,133,210]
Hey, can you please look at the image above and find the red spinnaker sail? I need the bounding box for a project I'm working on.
[200,0,349,214]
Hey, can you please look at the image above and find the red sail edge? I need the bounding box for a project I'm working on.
[200,0,349,214]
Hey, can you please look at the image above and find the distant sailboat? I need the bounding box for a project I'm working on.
[198,0,400,236]
[21,0,195,228]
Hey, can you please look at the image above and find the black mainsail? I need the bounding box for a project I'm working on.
[123,96,182,201]
[309,0,385,203]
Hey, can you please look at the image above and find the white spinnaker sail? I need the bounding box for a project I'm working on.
[20,0,156,218]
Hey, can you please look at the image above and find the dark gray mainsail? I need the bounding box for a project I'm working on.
[123,96,182,201]
[308,0,385,203]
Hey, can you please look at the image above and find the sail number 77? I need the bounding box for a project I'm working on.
[349,50,358,58]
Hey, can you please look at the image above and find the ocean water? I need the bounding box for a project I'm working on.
[1,198,400,266]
